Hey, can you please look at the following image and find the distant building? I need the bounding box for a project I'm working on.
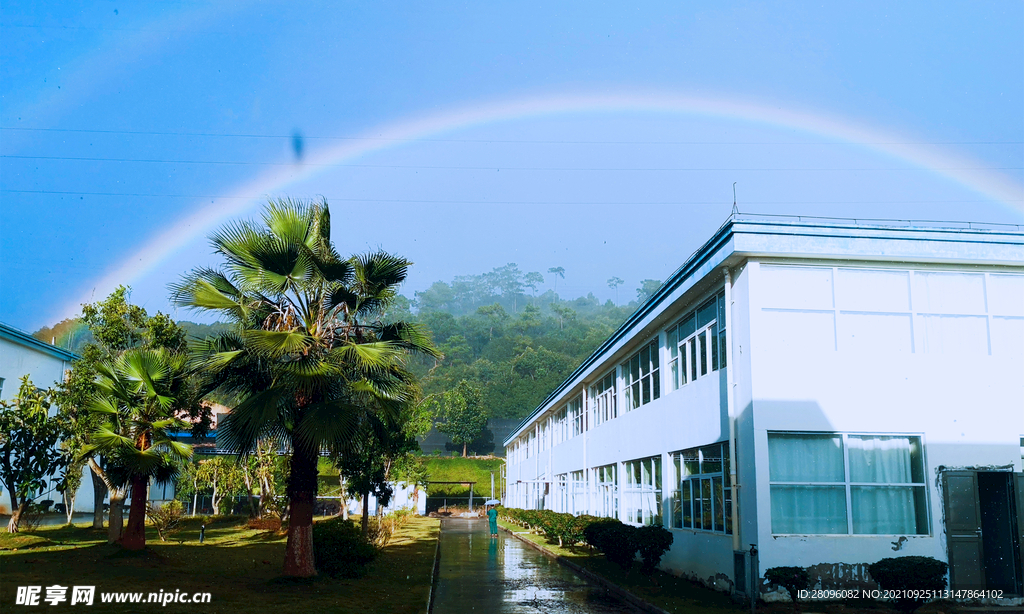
[504,214,1024,596]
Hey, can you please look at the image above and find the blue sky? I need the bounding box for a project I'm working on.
[2,1,1022,331]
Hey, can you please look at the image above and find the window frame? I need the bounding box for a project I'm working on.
[621,339,661,411]
[670,442,732,534]
[767,431,930,536]
[667,290,727,391]
[589,370,617,427]
[622,456,663,526]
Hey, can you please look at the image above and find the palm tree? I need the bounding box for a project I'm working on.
[85,348,193,550]
[171,198,438,577]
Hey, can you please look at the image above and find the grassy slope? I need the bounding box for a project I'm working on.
[422,457,504,496]
[0,516,439,614]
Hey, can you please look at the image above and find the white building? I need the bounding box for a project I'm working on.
[504,214,1024,596]
[0,322,176,515]
[0,321,78,514]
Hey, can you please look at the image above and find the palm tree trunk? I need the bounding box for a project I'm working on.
[108,490,126,543]
[121,475,148,550]
[361,493,370,535]
[282,444,318,577]
[90,463,107,528]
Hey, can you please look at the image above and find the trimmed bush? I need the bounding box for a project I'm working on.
[583,519,638,570]
[765,566,809,604]
[868,556,947,613]
[312,518,377,578]
[635,525,673,576]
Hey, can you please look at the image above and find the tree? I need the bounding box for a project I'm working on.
[432,380,486,458]
[548,267,565,293]
[53,287,209,536]
[171,198,438,577]
[85,348,193,550]
[607,276,624,304]
[636,279,663,303]
[524,272,544,302]
[196,457,246,515]
[0,378,69,532]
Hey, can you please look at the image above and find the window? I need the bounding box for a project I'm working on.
[667,291,726,390]
[594,464,618,518]
[671,442,731,533]
[570,470,586,515]
[589,371,616,427]
[768,433,928,535]
[552,407,568,445]
[623,456,662,526]
[622,340,660,411]
[570,395,585,436]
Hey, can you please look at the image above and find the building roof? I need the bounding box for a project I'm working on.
[0,321,80,362]
[503,212,1024,446]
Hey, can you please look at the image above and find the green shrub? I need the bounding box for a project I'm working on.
[312,518,377,578]
[868,556,947,613]
[583,519,638,571]
[635,525,673,576]
[765,566,809,604]
[147,500,185,542]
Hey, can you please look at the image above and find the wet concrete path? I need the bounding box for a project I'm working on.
[431,518,634,614]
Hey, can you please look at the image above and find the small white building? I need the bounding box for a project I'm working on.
[504,214,1024,596]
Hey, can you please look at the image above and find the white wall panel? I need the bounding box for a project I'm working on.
[760,310,836,353]
[991,317,1024,357]
[913,272,986,314]
[916,315,989,355]
[836,269,910,312]
[988,274,1024,316]
[760,265,834,310]
[838,312,913,353]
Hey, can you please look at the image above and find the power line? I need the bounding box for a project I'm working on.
[3,154,1021,172]
[1,126,1021,146]
[3,189,1021,204]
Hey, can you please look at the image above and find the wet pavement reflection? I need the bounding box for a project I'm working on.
[431,518,632,614]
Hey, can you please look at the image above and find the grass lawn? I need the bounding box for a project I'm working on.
[422,457,503,496]
[0,515,439,613]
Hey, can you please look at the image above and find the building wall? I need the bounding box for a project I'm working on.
[746,260,1024,572]
[0,335,71,403]
[0,332,75,514]
[503,219,1024,593]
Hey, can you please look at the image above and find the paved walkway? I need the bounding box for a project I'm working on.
[431,518,632,614]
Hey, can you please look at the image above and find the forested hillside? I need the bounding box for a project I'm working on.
[34,264,660,422]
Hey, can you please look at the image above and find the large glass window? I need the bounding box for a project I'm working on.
[623,456,662,526]
[569,395,585,436]
[768,433,928,535]
[552,407,568,446]
[590,371,616,427]
[622,340,660,411]
[594,464,618,518]
[668,291,726,390]
[570,470,586,515]
[670,442,731,533]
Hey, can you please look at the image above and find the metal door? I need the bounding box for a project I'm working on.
[943,471,985,590]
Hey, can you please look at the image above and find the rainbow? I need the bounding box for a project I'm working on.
[61,91,1024,322]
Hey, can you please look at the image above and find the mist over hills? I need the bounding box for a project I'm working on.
[34,264,660,422]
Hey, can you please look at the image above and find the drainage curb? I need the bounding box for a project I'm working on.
[499,525,673,614]
[426,522,442,614]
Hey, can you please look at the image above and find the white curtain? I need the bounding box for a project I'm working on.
[769,434,846,533]
[848,436,918,534]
